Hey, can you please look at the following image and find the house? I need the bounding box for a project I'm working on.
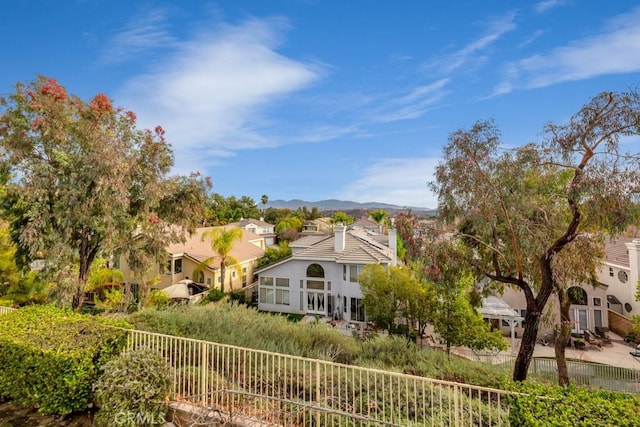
[350,217,381,234]
[300,217,334,236]
[118,226,265,293]
[596,237,640,316]
[229,218,277,247]
[256,224,397,321]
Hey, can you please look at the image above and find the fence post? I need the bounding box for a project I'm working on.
[315,360,321,425]
[201,341,208,407]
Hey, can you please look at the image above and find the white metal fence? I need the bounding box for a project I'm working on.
[452,347,640,393]
[0,306,16,315]
[126,329,512,426]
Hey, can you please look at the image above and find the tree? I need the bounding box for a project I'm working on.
[199,226,243,293]
[332,211,354,225]
[431,91,640,383]
[275,216,303,242]
[369,209,388,234]
[257,242,292,268]
[0,76,209,310]
[261,194,268,216]
[359,264,429,335]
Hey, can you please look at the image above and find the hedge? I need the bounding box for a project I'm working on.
[506,381,640,426]
[0,305,131,415]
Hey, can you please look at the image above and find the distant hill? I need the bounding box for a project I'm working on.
[266,199,436,214]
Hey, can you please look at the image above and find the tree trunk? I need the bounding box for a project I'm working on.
[512,306,541,381]
[220,260,226,293]
[72,238,99,311]
[555,289,572,386]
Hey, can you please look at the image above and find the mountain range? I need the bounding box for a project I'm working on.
[266,199,435,213]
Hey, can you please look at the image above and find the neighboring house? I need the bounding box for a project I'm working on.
[256,224,397,322]
[229,218,277,247]
[596,237,640,316]
[119,226,265,293]
[350,217,380,234]
[300,218,333,236]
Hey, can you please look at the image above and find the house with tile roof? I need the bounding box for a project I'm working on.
[229,218,277,247]
[119,226,265,293]
[256,224,397,321]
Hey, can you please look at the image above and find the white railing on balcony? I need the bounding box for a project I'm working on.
[126,329,512,426]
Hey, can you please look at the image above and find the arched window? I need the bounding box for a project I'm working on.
[568,286,587,306]
[307,263,325,278]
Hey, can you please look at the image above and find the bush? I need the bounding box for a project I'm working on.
[200,288,225,304]
[94,348,173,427]
[0,305,131,415]
[146,289,169,309]
[505,381,640,426]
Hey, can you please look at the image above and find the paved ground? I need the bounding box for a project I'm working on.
[526,333,640,370]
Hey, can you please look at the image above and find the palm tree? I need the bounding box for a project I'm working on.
[200,227,243,293]
[369,209,388,234]
[261,194,268,217]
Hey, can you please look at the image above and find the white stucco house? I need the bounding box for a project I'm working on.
[597,237,640,316]
[256,224,397,322]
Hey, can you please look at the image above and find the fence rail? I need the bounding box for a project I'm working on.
[452,347,640,393]
[0,306,16,315]
[126,329,512,426]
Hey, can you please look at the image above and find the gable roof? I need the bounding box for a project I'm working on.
[604,237,633,268]
[167,226,265,270]
[292,230,393,264]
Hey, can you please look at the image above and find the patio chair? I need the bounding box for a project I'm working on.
[583,331,603,350]
[630,344,640,362]
[590,329,611,346]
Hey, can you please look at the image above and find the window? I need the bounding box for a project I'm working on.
[206,278,212,285]
[174,259,182,274]
[350,298,365,322]
[259,277,289,305]
[520,309,527,327]
[609,267,614,277]
[625,303,633,313]
[618,270,628,284]
[594,310,603,328]
[195,271,205,284]
[307,280,324,290]
[593,297,601,307]
[232,271,237,278]
[307,263,325,278]
[568,287,587,305]
[349,265,363,283]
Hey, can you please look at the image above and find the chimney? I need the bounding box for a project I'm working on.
[334,223,346,252]
[388,228,398,266]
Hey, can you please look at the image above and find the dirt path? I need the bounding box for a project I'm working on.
[0,401,93,427]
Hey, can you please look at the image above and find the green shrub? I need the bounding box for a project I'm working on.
[94,348,173,427]
[200,288,225,304]
[0,305,131,415]
[146,289,169,309]
[505,381,640,426]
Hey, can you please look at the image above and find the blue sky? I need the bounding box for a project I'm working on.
[2,1,640,209]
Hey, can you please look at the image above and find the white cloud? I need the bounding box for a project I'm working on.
[100,9,177,63]
[335,157,441,208]
[374,78,450,123]
[494,7,640,94]
[534,0,566,14]
[428,13,516,74]
[114,17,322,175]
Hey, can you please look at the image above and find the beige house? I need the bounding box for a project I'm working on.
[119,226,265,293]
[229,218,277,247]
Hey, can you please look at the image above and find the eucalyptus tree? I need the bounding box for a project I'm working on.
[0,76,209,309]
[431,91,640,383]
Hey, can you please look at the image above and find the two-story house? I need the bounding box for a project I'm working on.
[256,224,397,322]
[229,218,277,247]
[119,226,265,293]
